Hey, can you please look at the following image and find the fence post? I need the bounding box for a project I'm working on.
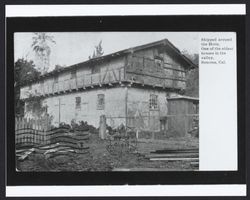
[99,115,106,140]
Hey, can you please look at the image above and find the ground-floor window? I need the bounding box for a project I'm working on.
[75,96,81,109]
[97,94,105,110]
[149,94,158,110]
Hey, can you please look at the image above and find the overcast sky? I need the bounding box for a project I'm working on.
[14,32,198,71]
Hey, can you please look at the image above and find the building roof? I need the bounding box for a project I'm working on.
[22,38,198,85]
[167,95,199,103]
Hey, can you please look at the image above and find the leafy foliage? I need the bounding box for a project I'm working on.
[181,50,199,66]
[14,58,41,87]
[181,50,199,97]
[14,59,41,116]
[185,68,199,97]
[54,64,65,71]
[88,40,104,59]
[25,95,48,117]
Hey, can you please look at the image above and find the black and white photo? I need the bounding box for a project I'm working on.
[14,32,199,172]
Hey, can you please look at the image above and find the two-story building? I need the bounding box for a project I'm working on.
[19,39,197,133]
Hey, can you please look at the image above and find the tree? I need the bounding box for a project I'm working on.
[181,49,199,66]
[88,40,104,59]
[54,64,65,71]
[14,58,41,116]
[31,32,56,74]
[14,58,41,87]
[181,50,199,97]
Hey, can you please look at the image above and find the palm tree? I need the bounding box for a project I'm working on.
[31,33,56,74]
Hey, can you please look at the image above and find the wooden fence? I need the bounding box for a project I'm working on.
[15,117,90,151]
[15,117,52,147]
[15,117,51,132]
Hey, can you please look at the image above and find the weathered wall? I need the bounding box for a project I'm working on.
[125,46,187,90]
[127,87,170,131]
[24,87,127,128]
[20,57,126,99]
[167,99,197,137]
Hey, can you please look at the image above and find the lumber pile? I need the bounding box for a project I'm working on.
[145,148,199,165]
[16,148,35,161]
[16,131,90,161]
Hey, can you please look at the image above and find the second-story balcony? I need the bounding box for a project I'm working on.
[24,67,125,98]
[20,61,187,100]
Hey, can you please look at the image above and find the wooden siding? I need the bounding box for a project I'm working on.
[125,47,187,90]
[20,46,189,99]
[167,99,198,137]
[20,67,125,99]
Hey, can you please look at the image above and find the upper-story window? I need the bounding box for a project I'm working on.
[181,71,186,79]
[154,55,163,67]
[54,74,59,83]
[97,94,105,110]
[71,70,76,79]
[149,94,158,110]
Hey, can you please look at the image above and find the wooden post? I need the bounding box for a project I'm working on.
[99,115,106,140]
[125,87,128,129]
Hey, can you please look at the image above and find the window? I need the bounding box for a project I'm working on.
[154,56,163,67]
[71,70,76,79]
[28,85,32,90]
[54,75,59,83]
[149,94,158,110]
[97,94,105,110]
[75,97,81,109]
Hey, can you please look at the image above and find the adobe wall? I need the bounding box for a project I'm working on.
[25,87,126,129]
[127,87,171,131]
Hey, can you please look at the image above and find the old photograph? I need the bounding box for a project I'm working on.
[14,32,199,172]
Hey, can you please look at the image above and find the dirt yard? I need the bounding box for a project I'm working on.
[17,133,199,172]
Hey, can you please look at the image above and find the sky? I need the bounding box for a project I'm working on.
[14,32,198,71]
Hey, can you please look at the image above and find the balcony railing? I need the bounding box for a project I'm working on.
[21,59,187,99]
[22,67,125,98]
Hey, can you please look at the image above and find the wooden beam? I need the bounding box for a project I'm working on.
[150,158,199,161]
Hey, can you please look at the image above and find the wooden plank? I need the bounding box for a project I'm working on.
[112,69,118,81]
[146,153,199,158]
[150,158,199,161]
[112,168,192,171]
[151,148,198,154]
[126,71,186,82]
